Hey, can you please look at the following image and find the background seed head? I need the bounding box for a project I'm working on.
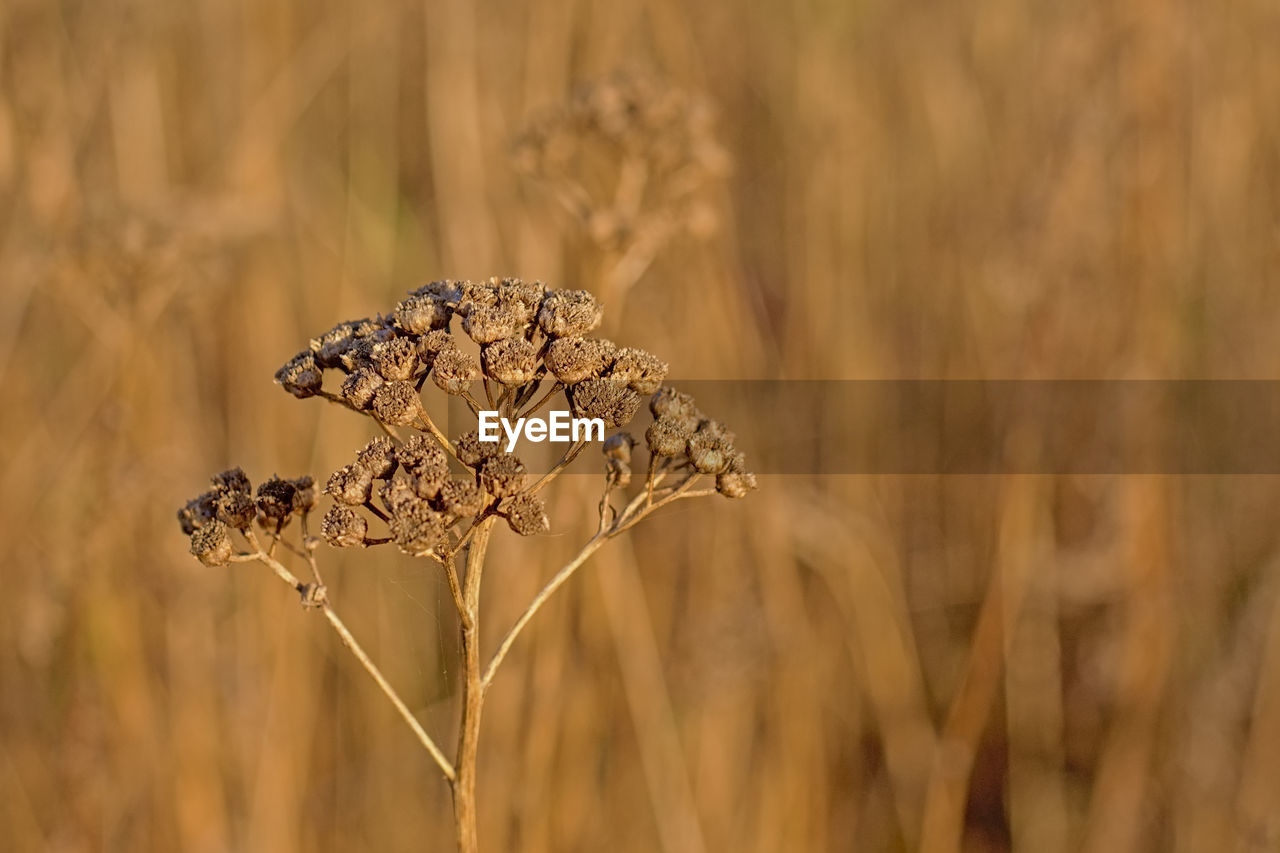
[481,337,539,385]
[371,381,424,426]
[650,387,701,422]
[321,505,368,548]
[545,336,616,384]
[687,432,733,474]
[504,492,550,536]
[341,368,383,410]
[603,432,635,463]
[716,469,758,499]
[645,418,690,457]
[537,289,603,337]
[178,491,219,535]
[211,467,252,495]
[215,490,256,530]
[289,476,317,513]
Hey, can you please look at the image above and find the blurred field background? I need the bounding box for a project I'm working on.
[3,0,1280,851]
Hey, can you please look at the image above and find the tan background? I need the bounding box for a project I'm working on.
[2,0,1280,851]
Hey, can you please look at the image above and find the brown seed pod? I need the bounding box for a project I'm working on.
[190,520,234,567]
[211,467,252,495]
[326,465,374,506]
[544,337,616,384]
[256,477,298,520]
[322,505,368,548]
[289,476,317,513]
[413,467,448,501]
[178,491,219,534]
[645,418,691,457]
[310,317,389,368]
[567,378,642,428]
[435,478,486,518]
[215,490,256,530]
[538,289,603,338]
[274,351,324,398]
[393,291,454,334]
[462,303,523,344]
[339,368,382,410]
[603,432,635,463]
[409,279,465,306]
[395,434,449,476]
[695,418,737,445]
[379,477,421,517]
[371,337,420,382]
[716,469,757,499]
[606,457,632,488]
[608,347,668,394]
[504,492,550,536]
[353,436,396,479]
[493,278,546,324]
[371,381,424,426]
[455,429,501,468]
[431,348,480,395]
[481,337,539,385]
[389,501,447,557]
[479,453,527,498]
[649,387,701,422]
[686,432,733,474]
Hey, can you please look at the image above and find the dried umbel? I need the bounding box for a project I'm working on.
[178,274,754,853]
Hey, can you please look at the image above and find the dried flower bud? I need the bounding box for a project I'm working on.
[371,337,420,382]
[686,432,733,474]
[481,338,539,385]
[695,419,737,445]
[371,381,424,426]
[390,501,447,557]
[216,490,256,530]
[435,478,486,518]
[609,347,668,394]
[431,348,480,395]
[289,476,317,513]
[504,492,550,535]
[494,278,546,324]
[646,418,691,457]
[538,289,603,337]
[191,520,234,567]
[393,292,453,334]
[417,329,457,370]
[379,477,421,516]
[462,303,522,344]
[274,351,324,398]
[567,378,642,428]
[212,467,252,495]
[409,279,465,305]
[396,434,448,475]
[178,491,219,534]
[455,429,500,468]
[649,387,700,421]
[326,465,373,506]
[603,432,635,463]
[341,368,384,410]
[545,337,615,384]
[356,436,397,479]
[458,279,501,312]
[311,318,389,368]
[715,469,757,499]
[479,454,527,498]
[606,457,632,488]
[256,477,298,520]
[322,505,368,548]
[413,467,448,501]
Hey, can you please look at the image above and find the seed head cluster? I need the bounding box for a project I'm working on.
[181,276,754,570]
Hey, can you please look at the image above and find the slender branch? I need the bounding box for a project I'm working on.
[518,380,565,419]
[242,529,456,783]
[482,534,608,691]
[529,439,588,494]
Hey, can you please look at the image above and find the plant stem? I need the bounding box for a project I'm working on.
[453,517,494,853]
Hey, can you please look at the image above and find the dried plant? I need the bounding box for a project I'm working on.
[513,71,730,309]
[177,276,755,853]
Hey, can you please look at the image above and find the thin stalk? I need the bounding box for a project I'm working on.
[453,518,494,853]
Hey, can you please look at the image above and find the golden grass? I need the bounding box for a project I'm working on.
[3,0,1280,850]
